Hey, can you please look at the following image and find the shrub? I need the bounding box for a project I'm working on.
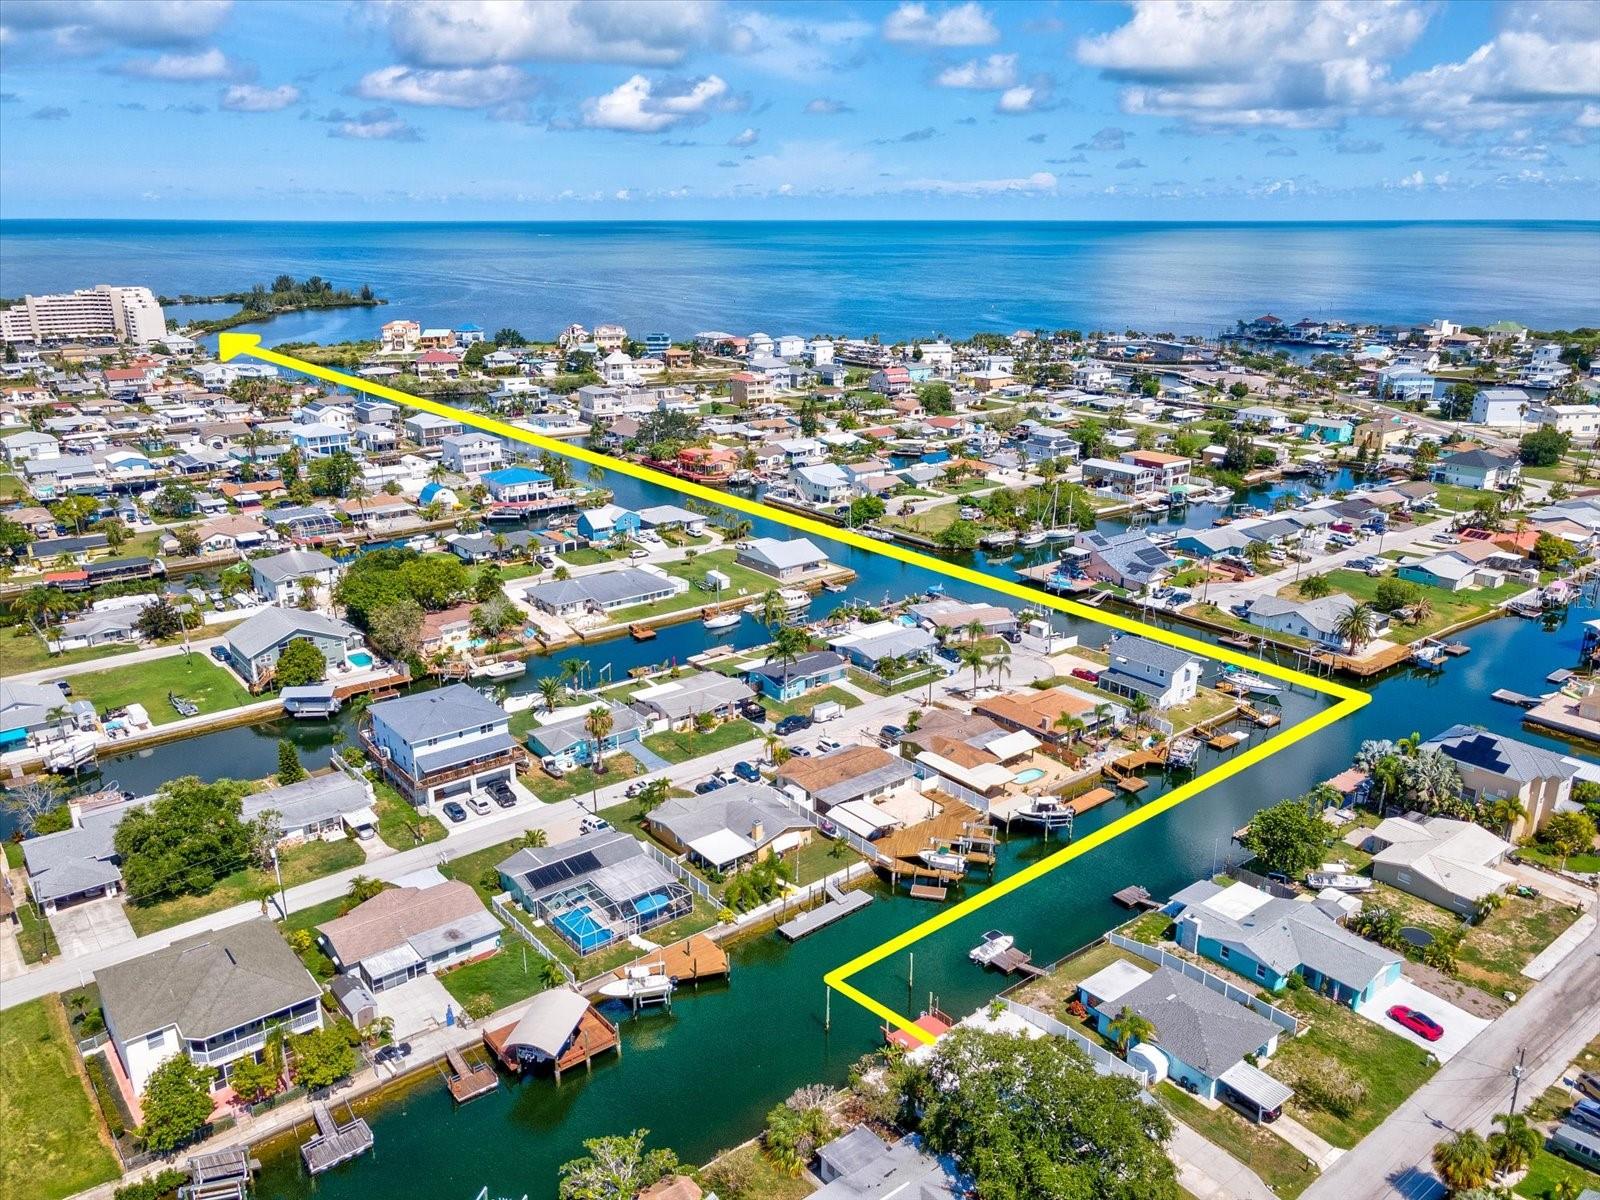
[1282,1054,1367,1118]
[86,1053,127,1139]
[114,1168,189,1200]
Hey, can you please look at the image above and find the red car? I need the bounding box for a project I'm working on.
[1387,1005,1444,1042]
[1070,667,1099,683]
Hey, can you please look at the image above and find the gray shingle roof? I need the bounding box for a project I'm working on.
[96,918,320,1041]
[242,772,370,830]
[1105,634,1199,676]
[648,783,808,851]
[251,548,338,583]
[525,567,675,610]
[224,606,360,660]
[370,683,507,744]
[1115,966,1281,1077]
[1178,887,1400,989]
[21,802,132,903]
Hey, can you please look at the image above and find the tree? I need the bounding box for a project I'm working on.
[471,595,518,641]
[633,778,670,817]
[771,626,812,694]
[1487,1110,1539,1176]
[935,518,980,552]
[1299,573,1333,599]
[848,494,885,527]
[1334,601,1378,654]
[366,597,424,664]
[138,1054,214,1153]
[1241,797,1328,878]
[115,777,253,904]
[1531,530,1574,570]
[171,525,203,558]
[1372,578,1421,615]
[557,1129,681,1200]
[585,706,615,773]
[1432,1130,1494,1194]
[228,1031,285,1105]
[274,638,327,688]
[289,1023,358,1091]
[763,1087,839,1175]
[100,517,130,551]
[902,1027,1178,1200]
[1484,794,1527,838]
[537,675,565,712]
[1108,1006,1156,1058]
[1439,382,1478,422]
[1539,811,1596,859]
[917,382,954,414]
[276,739,306,785]
[1519,425,1570,467]
[0,775,64,836]
[1401,747,1466,815]
[1242,539,1273,573]
[134,597,184,642]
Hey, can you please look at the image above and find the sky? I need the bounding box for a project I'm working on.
[1,0,1597,221]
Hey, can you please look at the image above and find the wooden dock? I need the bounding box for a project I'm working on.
[1069,786,1116,814]
[624,933,729,983]
[444,1046,498,1103]
[183,1147,257,1200]
[908,883,948,901]
[629,624,657,641]
[1491,688,1544,708]
[1112,884,1159,910]
[985,947,1045,977]
[300,1101,374,1175]
[886,1007,953,1051]
[778,879,873,941]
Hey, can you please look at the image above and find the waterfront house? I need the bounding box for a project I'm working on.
[1397,552,1505,593]
[289,422,351,459]
[353,424,397,452]
[812,1130,964,1199]
[909,599,1018,638]
[629,671,754,730]
[576,503,641,544]
[96,918,322,1095]
[524,566,680,618]
[776,745,917,814]
[482,465,553,504]
[1021,425,1080,463]
[249,548,343,607]
[792,463,852,506]
[1071,529,1173,592]
[222,606,366,688]
[675,446,739,482]
[1363,815,1514,915]
[1122,450,1191,490]
[187,514,272,555]
[53,609,140,651]
[1099,635,1201,710]
[318,878,501,993]
[497,829,692,952]
[524,701,644,770]
[1076,960,1290,1118]
[1244,594,1392,651]
[364,683,519,808]
[735,536,830,580]
[647,782,813,874]
[21,798,130,913]
[1433,448,1522,491]
[974,686,1116,741]
[827,622,937,673]
[404,411,464,448]
[1470,387,1533,428]
[243,771,377,843]
[748,650,849,702]
[635,504,706,535]
[418,603,475,657]
[1300,417,1355,444]
[448,529,535,563]
[0,678,96,748]
[441,432,503,477]
[1081,457,1157,496]
[1170,880,1403,1010]
[1422,724,1577,837]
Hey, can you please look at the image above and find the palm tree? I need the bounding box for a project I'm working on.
[1243,539,1273,574]
[1407,595,1434,626]
[964,617,986,645]
[518,828,549,850]
[764,734,790,766]
[1108,1006,1156,1058]
[1432,1130,1494,1194]
[536,675,564,712]
[1485,794,1527,839]
[771,626,811,695]
[1335,601,1378,655]
[584,705,615,774]
[560,656,585,693]
[760,588,787,631]
[1487,1111,1539,1177]
[1053,711,1086,750]
[1552,1178,1584,1200]
[958,642,989,693]
[1127,692,1152,732]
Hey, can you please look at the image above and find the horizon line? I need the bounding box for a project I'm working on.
[3,216,1598,227]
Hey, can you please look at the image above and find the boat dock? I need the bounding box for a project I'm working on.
[623,933,729,984]
[1236,703,1282,728]
[300,1101,375,1175]
[1491,688,1544,708]
[1112,884,1160,910]
[886,1006,954,1051]
[984,946,1045,977]
[629,624,656,640]
[182,1148,257,1200]
[778,879,873,941]
[1069,786,1117,813]
[443,1046,498,1103]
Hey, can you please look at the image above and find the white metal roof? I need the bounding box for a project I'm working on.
[688,829,758,869]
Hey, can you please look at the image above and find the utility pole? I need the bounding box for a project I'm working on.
[270,845,288,919]
[1509,1045,1526,1114]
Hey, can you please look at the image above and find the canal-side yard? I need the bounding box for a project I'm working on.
[0,998,120,1200]
[68,653,256,725]
[1280,569,1526,643]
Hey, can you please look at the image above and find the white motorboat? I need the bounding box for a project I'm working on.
[1306,872,1373,893]
[43,732,98,773]
[821,580,847,593]
[596,965,676,1003]
[918,845,967,874]
[1166,736,1201,768]
[1222,668,1281,695]
[471,660,527,681]
[703,610,742,630]
[969,930,1015,965]
[778,588,812,612]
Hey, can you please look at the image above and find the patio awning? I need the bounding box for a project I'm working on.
[343,805,378,831]
[984,730,1040,761]
[914,750,1012,794]
[1217,1061,1293,1113]
[688,828,757,869]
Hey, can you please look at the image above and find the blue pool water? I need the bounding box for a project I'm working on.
[346,652,374,668]
[633,891,672,919]
[1012,767,1047,785]
[551,906,612,953]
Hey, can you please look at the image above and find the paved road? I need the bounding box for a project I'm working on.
[10,636,226,687]
[1302,888,1600,1200]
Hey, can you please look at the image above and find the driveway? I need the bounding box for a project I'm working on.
[1360,977,1489,1063]
[372,974,456,1041]
[48,896,137,958]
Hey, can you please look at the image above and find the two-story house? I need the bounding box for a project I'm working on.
[364,683,520,808]
[1423,725,1578,838]
[483,465,554,503]
[1099,635,1202,709]
[440,432,503,478]
[248,549,342,607]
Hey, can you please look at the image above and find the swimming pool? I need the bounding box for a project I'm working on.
[346,651,374,668]
[552,905,613,953]
[632,890,673,920]
[1012,767,1047,785]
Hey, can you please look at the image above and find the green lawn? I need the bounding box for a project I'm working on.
[1283,569,1527,643]
[1515,1145,1600,1199]
[69,653,256,724]
[439,947,558,1019]
[642,719,760,764]
[1454,893,1583,998]
[0,999,120,1200]
[372,780,447,849]
[612,549,799,622]
[16,900,61,963]
[439,836,528,905]
[847,666,945,697]
[761,684,863,720]
[125,837,367,936]
[1156,1082,1318,1200]
[701,1142,818,1200]
[520,752,643,803]
[0,628,141,678]
[1516,844,1600,875]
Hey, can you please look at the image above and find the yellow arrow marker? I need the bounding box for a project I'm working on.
[223,331,1368,1042]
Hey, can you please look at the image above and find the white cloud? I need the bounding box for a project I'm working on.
[996,83,1044,113]
[356,65,531,109]
[326,106,421,141]
[805,97,852,115]
[883,2,998,48]
[0,0,232,53]
[115,47,234,81]
[1579,103,1600,128]
[581,73,729,133]
[728,126,759,147]
[724,10,873,80]
[377,0,718,68]
[936,53,1017,90]
[1388,26,1600,137]
[220,83,299,112]
[896,170,1056,196]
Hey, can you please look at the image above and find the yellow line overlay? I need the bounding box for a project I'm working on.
[221,332,1369,1041]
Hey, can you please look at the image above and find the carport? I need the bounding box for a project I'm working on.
[1216,1061,1294,1122]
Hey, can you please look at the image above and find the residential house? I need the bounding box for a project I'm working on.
[1122,450,1191,490]
[185,514,272,555]
[364,683,520,807]
[1433,448,1522,491]
[729,372,772,405]
[869,365,911,396]
[21,798,130,912]
[777,744,918,815]
[629,671,754,729]
[748,649,850,702]
[1301,417,1355,444]
[289,422,351,459]
[909,599,1018,638]
[674,446,738,482]
[1070,529,1173,592]
[1099,635,1202,709]
[483,465,554,503]
[1021,425,1080,463]
[1363,816,1514,915]
[576,503,641,545]
[827,623,936,674]
[403,411,464,448]
[243,772,376,843]
[735,536,830,580]
[441,432,503,477]
[419,603,475,657]
[1244,594,1393,651]
[1234,405,1291,431]
[792,463,853,506]
[523,701,645,770]
[1470,387,1533,428]
[1171,879,1402,1010]
[96,919,322,1094]
[317,878,501,993]
[1397,552,1506,593]
[646,783,812,874]
[381,320,420,352]
[248,548,342,606]
[812,1131,964,1200]
[524,567,680,618]
[1,430,59,464]
[1076,960,1290,1118]
[1535,404,1600,441]
[1081,457,1157,496]
[1423,724,1578,836]
[222,606,365,687]
[974,687,1115,741]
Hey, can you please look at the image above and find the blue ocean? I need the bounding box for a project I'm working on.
[2,219,1596,342]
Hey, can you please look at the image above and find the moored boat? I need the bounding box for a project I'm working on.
[968,930,1015,965]
[1222,667,1281,695]
[703,610,742,630]
[471,659,526,681]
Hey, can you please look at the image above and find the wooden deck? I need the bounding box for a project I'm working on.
[483,1005,622,1082]
[300,1102,374,1175]
[986,947,1045,977]
[623,933,729,982]
[444,1046,498,1103]
[183,1147,256,1200]
[886,1007,953,1051]
[873,796,985,882]
[778,880,873,941]
[1069,786,1116,814]
[1112,884,1158,910]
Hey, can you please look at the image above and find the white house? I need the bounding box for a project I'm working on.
[249,549,343,607]
[365,683,518,808]
[1469,387,1533,428]
[440,431,503,477]
[1099,635,1201,709]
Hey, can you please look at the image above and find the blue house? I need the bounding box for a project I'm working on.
[484,466,553,503]
[749,650,849,702]
[1170,880,1402,1011]
[577,503,640,544]
[1300,417,1355,444]
[523,702,644,769]
[1076,958,1292,1120]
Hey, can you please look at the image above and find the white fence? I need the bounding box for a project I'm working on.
[775,792,890,865]
[1107,932,1300,1035]
[998,998,1145,1081]
[490,892,576,986]
[641,840,715,900]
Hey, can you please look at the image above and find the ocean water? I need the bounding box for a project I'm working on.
[2,220,1597,342]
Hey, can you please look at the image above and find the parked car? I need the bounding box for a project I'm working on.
[373,1042,413,1067]
[535,553,558,568]
[579,815,612,835]
[732,761,761,783]
[1569,1098,1600,1135]
[465,793,492,816]
[1573,1072,1600,1103]
[1386,1005,1444,1042]
[209,645,229,663]
[488,781,517,808]
[1070,667,1099,684]
[52,679,71,695]
[628,547,649,560]
[879,724,904,746]
[787,745,812,758]
[1220,1083,1282,1124]
[775,714,812,736]
[1229,602,1252,618]
[694,777,727,795]
[739,700,768,722]
[816,735,841,753]
[624,780,649,798]
[441,801,468,823]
